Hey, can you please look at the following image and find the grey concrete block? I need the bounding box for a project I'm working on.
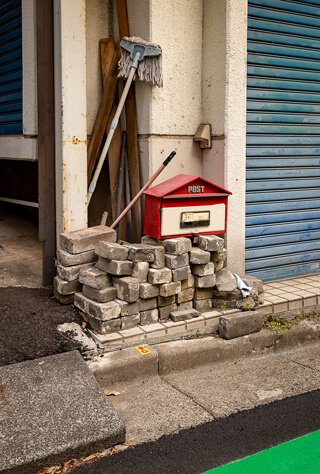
[172,265,190,282]
[189,247,210,264]
[241,274,264,294]
[210,248,227,263]
[219,310,263,339]
[83,284,117,303]
[213,260,224,272]
[121,313,140,330]
[115,298,141,316]
[181,274,195,290]
[74,293,121,321]
[89,315,121,334]
[215,268,237,292]
[193,298,213,312]
[177,301,193,311]
[157,295,176,307]
[123,243,155,262]
[159,303,177,321]
[191,262,214,276]
[95,241,128,261]
[148,267,172,284]
[140,309,159,325]
[112,276,139,303]
[139,282,159,299]
[165,253,189,269]
[60,225,116,254]
[57,262,94,282]
[132,261,149,282]
[140,297,157,311]
[149,245,166,269]
[194,274,216,288]
[57,249,98,267]
[194,287,214,300]
[176,287,194,304]
[79,266,112,290]
[163,237,192,255]
[159,281,181,297]
[0,352,125,474]
[170,309,200,322]
[57,323,97,353]
[54,289,74,305]
[54,276,81,295]
[141,235,163,245]
[198,234,224,252]
[96,257,133,276]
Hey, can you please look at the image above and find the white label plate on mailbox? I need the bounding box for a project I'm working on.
[160,204,225,237]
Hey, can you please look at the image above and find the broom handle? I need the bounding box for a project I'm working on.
[111,151,176,229]
[88,53,140,205]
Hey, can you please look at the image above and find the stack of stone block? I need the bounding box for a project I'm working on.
[54,226,263,336]
[53,226,116,304]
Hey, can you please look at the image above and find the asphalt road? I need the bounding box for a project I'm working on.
[71,388,320,473]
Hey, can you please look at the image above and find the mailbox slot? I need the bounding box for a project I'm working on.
[180,211,210,228]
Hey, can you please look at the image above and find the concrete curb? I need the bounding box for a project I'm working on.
[88,320,320,384]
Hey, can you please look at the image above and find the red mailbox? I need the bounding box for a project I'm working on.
[143,174,232,239]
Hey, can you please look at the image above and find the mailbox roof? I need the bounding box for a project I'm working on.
[144,174,232,198]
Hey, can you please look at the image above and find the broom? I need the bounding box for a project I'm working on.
[88,37,163,205]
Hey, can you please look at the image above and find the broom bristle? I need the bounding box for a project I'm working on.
[118,36,163,88]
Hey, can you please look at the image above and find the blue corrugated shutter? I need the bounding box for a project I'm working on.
[246,0,320,281]
[0,0,22,135]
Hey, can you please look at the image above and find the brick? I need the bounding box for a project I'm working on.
[140,297,157,311]
[194,287,214,300]
[191,262,214,276]
[140,323,166,339]
[115,299,141,316]
[170,309,200,322]
[215,268,237,292]
[131,262,149,282]
[95,241,128,261]
[148,267,172,284]
[165,253,189,269]
[172,266,190,282]
[139,282,159,299]
[54,289,74,305]
[157,295,176,307]
[149,245,166,269]
[121,313,140,330]
[186,315,206,332]
[159,281,181,297]
[162,320,186,336]
[112,277,139,302]
[121,327,145,344]
[210,248,227,263]
[83,284,117,303]
[57,262,94,282]
[96,257,133,276]
[193,299,212,312]
[140,309,159,325]
[60,225,116,254]
[79,266,112,290]
[159,304,177,321]
[54,276,81,296]
[189,247,210,264]
[194,274,216,288]
[176,287,194,304]
[163,237,192,255]
[123,243,155,262]
[88,315,121,334]
[74,293,121,321]
[57,249,98,267]
[141,235,162,245]
[219,310,263,339]
[177,301,193,311]
[198,234,224,252]
[181,275,195,290]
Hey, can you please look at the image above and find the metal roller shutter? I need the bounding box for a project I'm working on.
[246,0,320,281]
[0,0,22,135]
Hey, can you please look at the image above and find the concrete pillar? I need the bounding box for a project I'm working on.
[203,0,247,274]
[54,0,88,239]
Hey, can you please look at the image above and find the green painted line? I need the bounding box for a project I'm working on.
[204,430,320,473]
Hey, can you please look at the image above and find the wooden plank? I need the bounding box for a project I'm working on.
[116,0,142,242]
[36,0,56,286]
[87,49,120,184]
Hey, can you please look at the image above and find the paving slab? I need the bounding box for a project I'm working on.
[0,351,125,474]
[164,345,320,418]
